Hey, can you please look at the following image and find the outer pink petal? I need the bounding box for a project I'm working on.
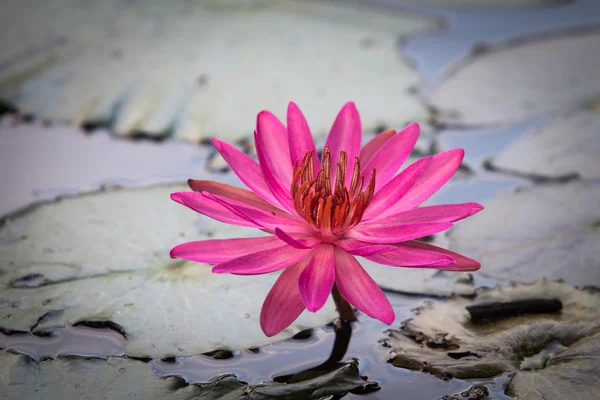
[202,192,309,234]
[377,203,484,225]
[361,123,420,191]
[359,129,396,166]
[347,222,453,244]
[170,236,283,264]
[380,149,464,217]
[212,138,282,208]
[275,228,320,249]
[256,111,293,185]
[298,244,335,312]
[212,245,315,275]
[334,239,397,256]
[254,131,296,213]
[260,258,308,337]
[398,240,481,271]
[324,102,362,186]
[334,249,394,324]
[363,243,455,268]
[363,156,432,220]
[287,102,319,172]
[171,192,255,228]
[187,179,281,214]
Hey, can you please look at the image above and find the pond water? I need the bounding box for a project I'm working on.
[1,0,599,399]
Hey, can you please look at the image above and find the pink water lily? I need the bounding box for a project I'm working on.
[170,102,482,336]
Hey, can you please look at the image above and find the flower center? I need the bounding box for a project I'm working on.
[290,146,375,240]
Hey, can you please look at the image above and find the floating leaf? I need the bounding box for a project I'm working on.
[0,184,473,358]
[386,280,600,400]
[428,29,600,126]
[0,353,373,400]
[391,0,568,10]
[448,182,600,287]
[0,0,435,141]
[489,109,600,179]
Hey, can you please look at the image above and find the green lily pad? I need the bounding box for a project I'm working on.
[447,182,600,287]
[428,29,600,126]
[392,0,568,10]
[0,0,436,141]
[489,109,600,179]
[0,352,374,400]
[0,184,474,358]
[386,280,600,400]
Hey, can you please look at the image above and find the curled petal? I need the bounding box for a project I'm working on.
[170,236,283,264]
[187,179,280,214]
[260,258,308,337]
[334,238,397,256]
[212,245,314,275]
[334,249,394,324]
[287,102,319,172]
[275,228,320,249]
[298,244,335,312]
[171,191,255,228]
[361,123,420,191]
[324,102,362,186]
[363,243,455,268]
[347,221,453,244]
[359,129,396,166]
[397,240,481,271]
[212,138,282,208]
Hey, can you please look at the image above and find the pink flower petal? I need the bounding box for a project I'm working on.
[298,244,335,312]
[212,138,282,208]
[363,243,455,268]
[377,203,484,225]
[187,179,281,214]
[334,238,397,256]
[363,156,432,220]
[170,191,255,228]
[260,258,308,337]
[287,102,319,172]
[275,228,319,249]
[347,222,453,244]
[334,249,394,324]
[170,236,284,264]
[254,131,296,213]
[202,192,309,234]
[398,240,481,271]
[324,102,362,186]
[359,129,396,166]
[256,111,293,185]
[361,123,420,191]
[212,245,314,275]
[381,149,465,216]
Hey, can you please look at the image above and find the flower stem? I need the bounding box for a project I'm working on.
[331,283,357,323]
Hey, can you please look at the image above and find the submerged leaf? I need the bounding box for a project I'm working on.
[0,352,373,400]
[386,280,600,400]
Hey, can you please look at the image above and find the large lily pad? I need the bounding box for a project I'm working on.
[448,182,600,287]
[386,280,600,400]
[489,109,600,179]
[0,352,373,400]
[0,184,474,358]
[0,122,215,217]
[427,29,600,126]
[0,0,436,141]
